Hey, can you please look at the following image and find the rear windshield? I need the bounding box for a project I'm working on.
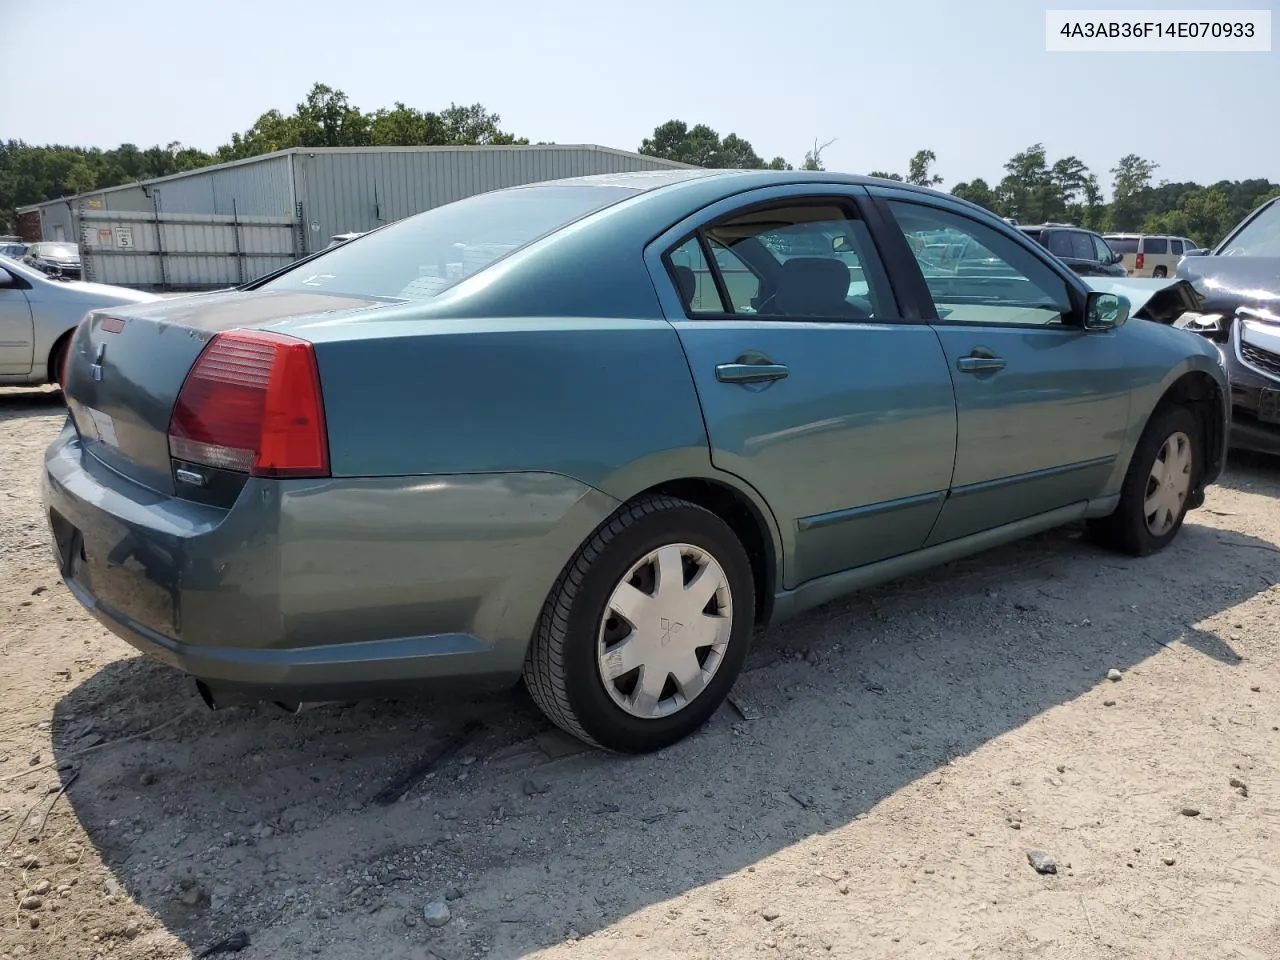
[1106,237,1139,254]
[260,184,639,300]
[1142,237,1169,254]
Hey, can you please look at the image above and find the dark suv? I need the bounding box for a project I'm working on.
[1019,224,1127,277]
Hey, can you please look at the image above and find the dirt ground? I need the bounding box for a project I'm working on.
[2,385,1279,960]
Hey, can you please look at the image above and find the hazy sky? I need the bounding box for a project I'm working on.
[4,0,1276,192]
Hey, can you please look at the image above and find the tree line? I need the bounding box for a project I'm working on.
[0,83,526,232]
[5,90,1278,249]
[636,124,1279,249]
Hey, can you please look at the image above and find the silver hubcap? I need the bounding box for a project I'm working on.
[597,543,733,720]
[1144,431,1192,537]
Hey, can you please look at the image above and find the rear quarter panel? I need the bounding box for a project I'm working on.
[307,316,711,489]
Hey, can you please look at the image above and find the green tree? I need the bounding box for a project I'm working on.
[639,120,774,168]
[951,178,996,210]
[1109,154,1159,231]
[996,144,1062,223]
[906,149,942,187]
[868,170,904,181]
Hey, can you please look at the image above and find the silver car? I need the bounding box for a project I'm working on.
[0,255,161,387]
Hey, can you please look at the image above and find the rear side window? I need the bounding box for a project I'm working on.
[1169,239,1184,255]
[1020,228,1044,245]
[1107,237,1139,255]
[1143,237,1169,254]
[667,238,727,314]
[259,184,639,301]
[1069,232,1095,260]
[1047,232,1074,257]
[665,200,893,321]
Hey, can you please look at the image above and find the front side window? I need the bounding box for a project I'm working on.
[665,200,892,320]
[1092,234,1115,262]
[260,184,640,301]
[887,200,1073,327]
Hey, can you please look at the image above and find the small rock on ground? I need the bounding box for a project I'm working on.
[423,901,451,927]
[1107,668,1123,682]
[762,906,782,921]
[1027,850,1058,875]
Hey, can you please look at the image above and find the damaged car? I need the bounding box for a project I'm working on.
[1174,196,1280,455]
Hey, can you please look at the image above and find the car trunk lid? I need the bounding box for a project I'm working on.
[63,289,384,497]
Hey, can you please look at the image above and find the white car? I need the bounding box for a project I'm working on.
[0,255,161,387]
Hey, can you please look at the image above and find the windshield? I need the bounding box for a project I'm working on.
[260,184,639,300]
[1219,199,1280,257]
[34,242,78,259]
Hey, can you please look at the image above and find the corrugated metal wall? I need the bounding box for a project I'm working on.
[154,154,294,218]
[21,145,688,273]
[79,209,298,290]
[294,146,685,252]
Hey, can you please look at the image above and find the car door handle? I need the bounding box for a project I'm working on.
[715,362,790,384]
[956,355,1006,374]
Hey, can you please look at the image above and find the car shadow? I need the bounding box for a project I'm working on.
[0,386,65,423]
[43,516,1278,959]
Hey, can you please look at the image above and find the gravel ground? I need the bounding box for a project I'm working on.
[2,384,1280,960]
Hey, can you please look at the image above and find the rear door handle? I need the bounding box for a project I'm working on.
[715,362,790,384]
[956,355,1006,374]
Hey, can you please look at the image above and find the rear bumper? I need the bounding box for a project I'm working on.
[42,421,619,701]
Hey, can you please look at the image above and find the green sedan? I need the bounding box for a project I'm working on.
[44,169,1229,753]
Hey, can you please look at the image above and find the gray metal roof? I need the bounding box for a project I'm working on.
[16,144,694,213]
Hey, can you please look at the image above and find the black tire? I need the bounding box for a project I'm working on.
[523,494,755,753]
[49,336,70,391]
[1088,404,1200,556]
[1153,267,1168,278]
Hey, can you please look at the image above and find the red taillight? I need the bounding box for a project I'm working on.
[1135,252,1144,270]
[168,330,329,478]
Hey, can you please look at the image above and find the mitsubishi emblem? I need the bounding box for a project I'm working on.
[91,342,105,381]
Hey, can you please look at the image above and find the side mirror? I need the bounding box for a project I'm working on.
[832,235,851,253]
[1110,252,1125,264]
[1085,291,1129,331]
[1182,248,1206,257]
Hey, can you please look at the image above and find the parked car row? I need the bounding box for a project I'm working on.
[0,254,159,387]
[43,169,1230,752]
[22,241,84,280]
[1170,195,1280,456]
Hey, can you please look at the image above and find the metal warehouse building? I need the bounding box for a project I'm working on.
[17,144,689,290]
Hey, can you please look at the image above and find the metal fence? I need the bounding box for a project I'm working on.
[78,207,300,291]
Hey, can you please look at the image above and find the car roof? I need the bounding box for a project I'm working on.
[522,167,961,199]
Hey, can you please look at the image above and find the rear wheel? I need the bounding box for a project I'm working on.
[1088,404,1199,556]
[1153,266,1168,278]
[523,495,755,753]
[48,336,70,392]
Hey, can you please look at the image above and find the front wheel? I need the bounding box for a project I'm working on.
[1088,404,1200,556]
[523,495,755,753]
